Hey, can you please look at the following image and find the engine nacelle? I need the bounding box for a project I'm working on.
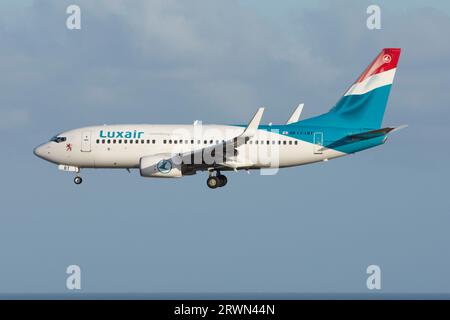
[139,154,182,178]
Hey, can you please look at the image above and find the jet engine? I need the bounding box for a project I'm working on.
[139,154,182,178]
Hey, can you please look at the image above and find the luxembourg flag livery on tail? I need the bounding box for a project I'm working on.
[34,48,406,189]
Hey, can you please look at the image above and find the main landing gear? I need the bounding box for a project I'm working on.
[207,171,228,189]
[74,176,83,185]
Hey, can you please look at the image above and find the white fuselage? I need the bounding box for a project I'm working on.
[34,124,346,172]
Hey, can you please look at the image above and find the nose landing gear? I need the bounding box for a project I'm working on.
[207,171,227,189]
[74,176,83,185]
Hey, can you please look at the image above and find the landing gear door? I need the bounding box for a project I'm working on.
[313,132,323,154]
[81,131,91,152]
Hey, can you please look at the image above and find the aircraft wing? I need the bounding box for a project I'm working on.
[179,108,265,169]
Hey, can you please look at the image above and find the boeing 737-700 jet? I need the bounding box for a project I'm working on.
[34,48,406,189]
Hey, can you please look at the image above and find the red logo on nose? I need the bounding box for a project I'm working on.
[66,143,72,152]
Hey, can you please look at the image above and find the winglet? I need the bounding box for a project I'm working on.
[286,103,304,124]
[242,107,264,137]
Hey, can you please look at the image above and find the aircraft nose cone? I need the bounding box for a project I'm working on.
[33,145,46,159]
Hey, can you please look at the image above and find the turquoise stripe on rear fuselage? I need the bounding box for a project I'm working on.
[233,84,393,154]
[233,124,386,155]
[257,125,386,154]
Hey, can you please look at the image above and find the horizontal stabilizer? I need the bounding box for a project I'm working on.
[348,127,395,140]
[324,125,407,150]
[391,124,408,133]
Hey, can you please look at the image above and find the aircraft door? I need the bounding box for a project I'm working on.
[81,131,91,152]
[313,132,323,154]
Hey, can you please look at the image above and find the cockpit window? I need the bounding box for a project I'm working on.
[50,136,67,143]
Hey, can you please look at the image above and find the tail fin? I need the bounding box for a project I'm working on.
[300,48,401,129]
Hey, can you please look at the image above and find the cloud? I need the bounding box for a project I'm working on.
[0,0,339,128]
[287,1,450,128]
[0,0,449,131]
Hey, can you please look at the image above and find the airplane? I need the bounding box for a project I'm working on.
[34,48,406,189]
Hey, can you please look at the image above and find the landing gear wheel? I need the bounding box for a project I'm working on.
[74,176,82,185]
[207,176,219,189]
[217,175,227,187]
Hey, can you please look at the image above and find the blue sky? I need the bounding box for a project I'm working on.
[0,0,449,295]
